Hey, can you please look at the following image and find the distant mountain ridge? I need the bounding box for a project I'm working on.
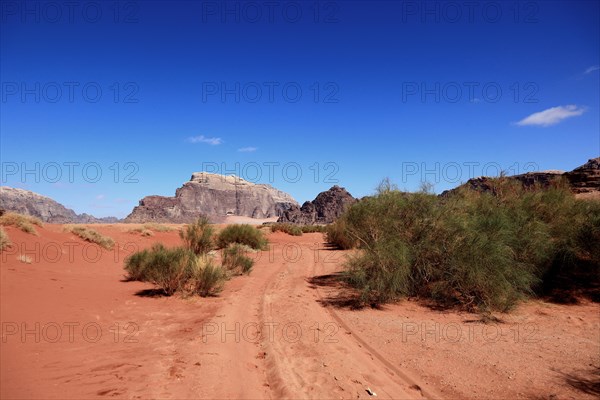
[2,158,598,224]
[0,187,119,223]
[441,157,600,198]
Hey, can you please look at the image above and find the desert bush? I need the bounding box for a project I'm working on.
[124,244,196,295]
[0,212,42,235]
[326,215,358,250]
[301,225,327,233]
[143,223,174,232]
[180,216,214,255]
[124,244,227,297]
[144,247,196,295]
[222,243,255,275]
[191,257,227,296]
[124,246,153,281]
[217,224,268,250]
[0,227,10,252]
[68,226,115,250]
[128,227,154,236]
[270,223,303,236]
[338,177,599,312]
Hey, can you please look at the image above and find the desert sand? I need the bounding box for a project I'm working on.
[1,224,598,399]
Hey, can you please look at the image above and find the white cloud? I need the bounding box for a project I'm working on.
[96,194,105,200]
[187,135,223,145]
[584,65,600,74]
[516,105,587,127]
[238,147,257,153]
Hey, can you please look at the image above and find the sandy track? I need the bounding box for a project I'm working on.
[148,231,437,399]
[256,233,437,399]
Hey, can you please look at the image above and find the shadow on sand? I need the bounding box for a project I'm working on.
[307,273,369,310]
[561,367,600,397]
[134,288,167,298]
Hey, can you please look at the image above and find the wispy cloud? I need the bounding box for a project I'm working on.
[238,146,257,153]
[584,65,600,74]
[516,105,587,127]
[95,194,105,200]
[187,135,223,145]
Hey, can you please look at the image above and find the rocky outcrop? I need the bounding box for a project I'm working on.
[441,157,600,197]
[125,172,298,223]
[565,157,600,194]
[0,187,119,223]
[277,185,357,225]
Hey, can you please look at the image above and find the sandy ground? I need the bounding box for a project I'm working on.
[222,216,278,225]
[1,223,598,399]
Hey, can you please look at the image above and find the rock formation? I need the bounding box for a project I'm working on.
[441,157,600,197]
[277,185,357,225]
[0,187,119,223]
[125,172,298,223]
[565,157,600,194]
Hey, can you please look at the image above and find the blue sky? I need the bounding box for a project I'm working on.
[1,0,599,218]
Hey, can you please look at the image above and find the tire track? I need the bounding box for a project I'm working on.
[259,234,439,399]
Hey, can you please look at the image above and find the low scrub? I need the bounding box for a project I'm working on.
[336,178,600,312]
[143,223,174,232]
[0,227,10,252]
[124,244,226,297]
[180,216,214,255]
[128,227,154,237]
[301,225,326,233]
[222,243,254,275]
[217,224,268,250]
[68,226,115,250]
[192,258,227,296]
[0,212,43,235]
[326,217,358,250]
[271,223,303,236]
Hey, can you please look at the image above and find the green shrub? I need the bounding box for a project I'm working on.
[326,216,358,250]
[271,223,303,236]
[180,216,214,255]
[338,177,600,312]
[124,245,155,281]
[143,223,174,232]
[124,244,227,297]
[0,212,42,235]
[68,226,115,250]
[125,244,195,295]
[301,225,326,233]
[222,243,255,275]
[128,227,154,236]
[217,224,268,250]
[191,257,227,297]
[0,227,10,252]
[144,247,196,295]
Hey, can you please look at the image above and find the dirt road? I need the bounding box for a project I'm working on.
[198,232,438,399]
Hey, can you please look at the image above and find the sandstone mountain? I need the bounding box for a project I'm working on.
[441,157,600,198]
[124,172,298,223]
[565,157,600,195]
[277,185,357,225]
[0,187,119,223]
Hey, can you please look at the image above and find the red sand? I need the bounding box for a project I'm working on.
[1,224,598,399]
